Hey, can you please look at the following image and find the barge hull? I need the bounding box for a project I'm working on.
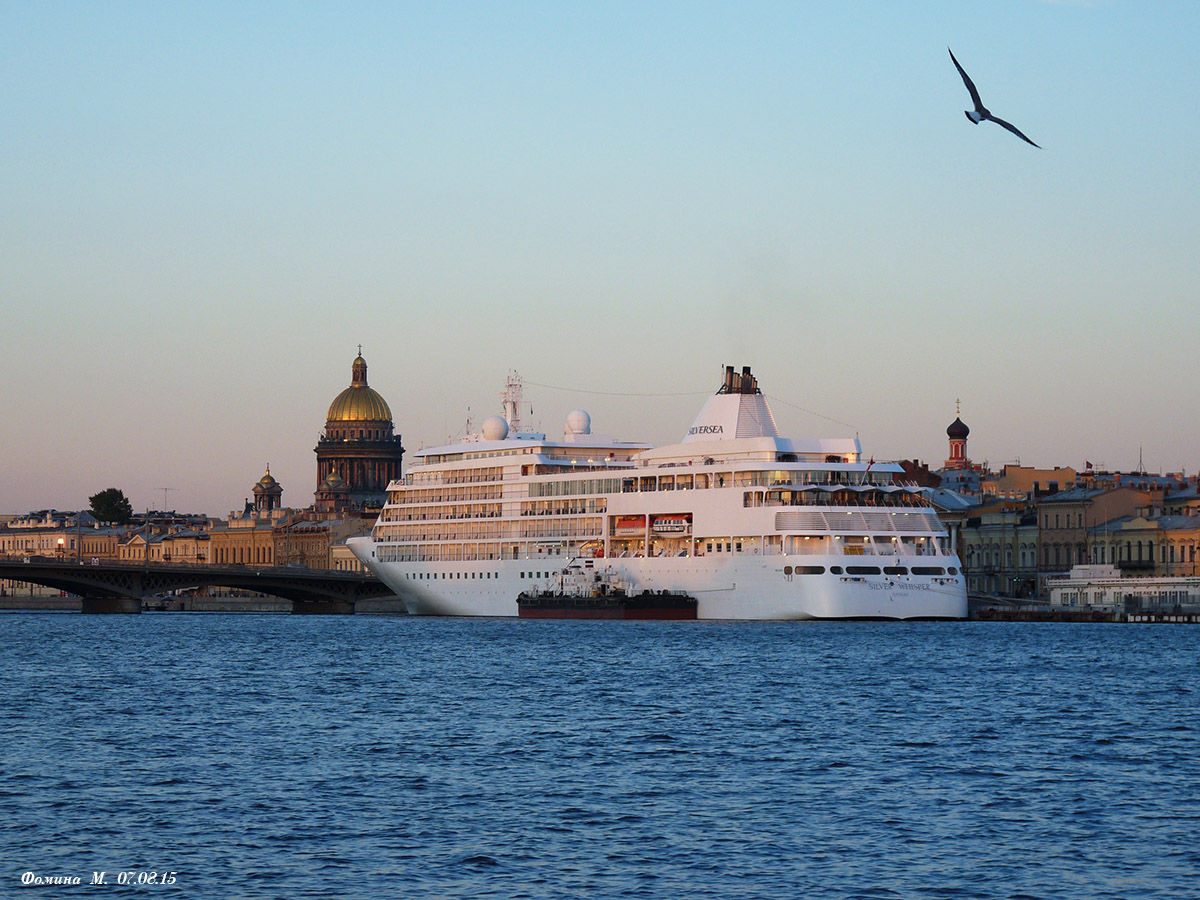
[518,592,697,621]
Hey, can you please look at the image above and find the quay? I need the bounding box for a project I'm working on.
[0,558,402,614]
[971,606,1200,624]
[967,590,1200,622]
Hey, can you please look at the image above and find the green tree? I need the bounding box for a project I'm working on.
[89,488,134,525]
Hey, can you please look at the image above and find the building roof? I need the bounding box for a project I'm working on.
[278,520,336,533]
[1038,486,1109,504]
[1166,485,1200,501]
[1087,514,1200,535]
[923,487,976,510]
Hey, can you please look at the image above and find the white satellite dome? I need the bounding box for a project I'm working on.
[481,415,510,441]
[566,409,591,435]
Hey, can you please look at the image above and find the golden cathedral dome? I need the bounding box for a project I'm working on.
[326,352,393,423]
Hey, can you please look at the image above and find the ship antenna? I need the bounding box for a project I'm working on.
[501,370,524,433]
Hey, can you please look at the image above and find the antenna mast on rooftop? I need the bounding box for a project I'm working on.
[158,487,176,511]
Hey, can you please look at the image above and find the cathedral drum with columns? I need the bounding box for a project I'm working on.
[314,350,404,512]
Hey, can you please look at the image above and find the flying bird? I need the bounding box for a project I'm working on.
[949,47,1040,148]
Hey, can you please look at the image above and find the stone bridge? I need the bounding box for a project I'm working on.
[0,557,397,614]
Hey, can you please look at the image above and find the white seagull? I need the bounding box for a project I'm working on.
[949,47,1040,148]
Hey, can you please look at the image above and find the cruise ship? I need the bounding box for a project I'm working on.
[348,366,967,619]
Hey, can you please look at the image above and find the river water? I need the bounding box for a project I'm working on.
[2,613,1197,898]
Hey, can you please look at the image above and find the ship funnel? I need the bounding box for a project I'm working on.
[683,365,778,443]
[719,364,761,395]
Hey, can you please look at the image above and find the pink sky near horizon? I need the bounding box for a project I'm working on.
[4,2,1200,515]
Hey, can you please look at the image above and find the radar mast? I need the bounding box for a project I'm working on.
[501,371,524,434]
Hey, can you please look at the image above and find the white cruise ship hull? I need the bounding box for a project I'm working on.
[348,541,965,620]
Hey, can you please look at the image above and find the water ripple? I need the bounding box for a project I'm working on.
[1,616,1197,898]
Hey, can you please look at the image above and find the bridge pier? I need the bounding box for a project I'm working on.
[81,596,142,614]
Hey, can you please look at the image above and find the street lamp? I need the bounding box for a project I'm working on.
[57,538,64,559]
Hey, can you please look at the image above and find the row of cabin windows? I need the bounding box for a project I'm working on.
[783,565,954,576]
[408,571,498,580]
[623,470,879,493]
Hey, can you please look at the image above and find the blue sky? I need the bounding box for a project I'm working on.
[3,1,1199,515]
